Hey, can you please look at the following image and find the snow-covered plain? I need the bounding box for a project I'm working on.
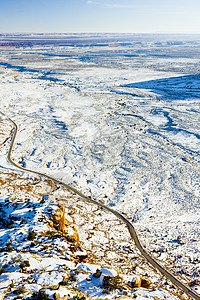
[0,34,200,299]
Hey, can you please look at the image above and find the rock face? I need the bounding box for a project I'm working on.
[50,204,69,233]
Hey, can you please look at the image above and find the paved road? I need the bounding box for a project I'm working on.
[1,110,199,300]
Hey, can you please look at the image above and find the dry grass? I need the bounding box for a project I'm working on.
[44,179,59,192]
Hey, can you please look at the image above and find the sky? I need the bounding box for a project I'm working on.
[0,0,200,34]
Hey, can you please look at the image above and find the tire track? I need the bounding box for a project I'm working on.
[0,110,199,300]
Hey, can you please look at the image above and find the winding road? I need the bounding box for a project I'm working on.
[0,110,200,300]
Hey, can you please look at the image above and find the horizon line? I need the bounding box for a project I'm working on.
[1,32,200,35]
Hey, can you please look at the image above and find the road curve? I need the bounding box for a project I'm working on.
[1,110,200,300]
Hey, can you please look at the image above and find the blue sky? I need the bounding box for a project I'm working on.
[0,0,200,33]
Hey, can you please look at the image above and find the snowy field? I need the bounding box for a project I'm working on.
[0,34,200,298]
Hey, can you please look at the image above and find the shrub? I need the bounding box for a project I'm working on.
[69,274,77,282]
[11,256,22,264]
[93,269,101,278]
[59,280,68,286]
[103,275,123,290]
[27,230,36,241]
[189,279,200,287]
[31,291,49,300]
[21,218,27,224]
[6,243,14,252]
[0,267,5,275]
[20,260,30,270]
[13,287,26,294]
[73,294,87,300]
[10,281,15,288]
